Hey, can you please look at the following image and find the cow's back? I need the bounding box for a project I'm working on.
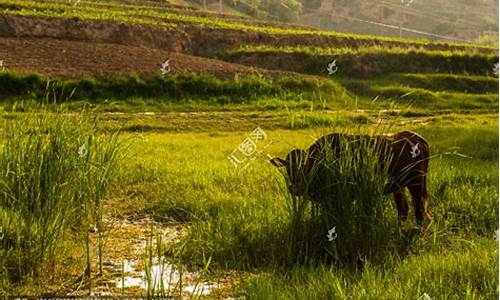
[303,131,429,194]
[306,132,389,159]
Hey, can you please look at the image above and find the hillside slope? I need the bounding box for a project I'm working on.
[0,0,497,112]
[179,0,498,44]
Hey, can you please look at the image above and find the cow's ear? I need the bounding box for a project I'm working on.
[270,157,287,168]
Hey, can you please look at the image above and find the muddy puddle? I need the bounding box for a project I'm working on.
[84,216,222,298]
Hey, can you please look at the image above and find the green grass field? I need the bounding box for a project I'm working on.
[0,0,498,298]
[0,73,497,299]
[0,71,498,299]
[0,106,497,298]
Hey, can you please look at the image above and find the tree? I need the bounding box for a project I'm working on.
[259,0,302,22]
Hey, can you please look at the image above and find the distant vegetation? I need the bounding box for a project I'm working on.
[189,0,304,21]
[202,0,499,44]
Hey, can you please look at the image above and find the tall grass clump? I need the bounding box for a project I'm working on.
[280,131,399,265]
[0,108,123,283]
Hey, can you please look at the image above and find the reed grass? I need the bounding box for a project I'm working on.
[0,106,123,284]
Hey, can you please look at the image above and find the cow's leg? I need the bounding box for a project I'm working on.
[393,189,409,220]
[408,181,432,225]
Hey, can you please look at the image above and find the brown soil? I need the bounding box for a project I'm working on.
[0,14,495,60]
[0,36,289,79]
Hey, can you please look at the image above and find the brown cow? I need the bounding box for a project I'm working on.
[270,131,432,224]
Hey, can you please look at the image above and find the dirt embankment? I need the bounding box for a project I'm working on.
[186,26,498,56]
[0,14,191,53]
[0,14,496,59]
[222,51,498,78]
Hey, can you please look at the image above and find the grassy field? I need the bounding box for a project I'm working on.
[0,73,497,299]
[0,0,498,298]
[103,114,500,300]
[0,106,497,298]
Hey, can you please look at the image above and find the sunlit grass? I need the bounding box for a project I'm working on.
[0,108,123,290]
[0,107,496,297]
[113,116,497,269]
[243,242,497,299]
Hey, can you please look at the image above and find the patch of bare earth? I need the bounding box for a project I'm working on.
[0,37,288,79]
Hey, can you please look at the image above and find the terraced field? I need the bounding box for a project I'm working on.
[0,0,498,298]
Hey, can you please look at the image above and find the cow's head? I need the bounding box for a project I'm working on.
[270,149,310,197]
